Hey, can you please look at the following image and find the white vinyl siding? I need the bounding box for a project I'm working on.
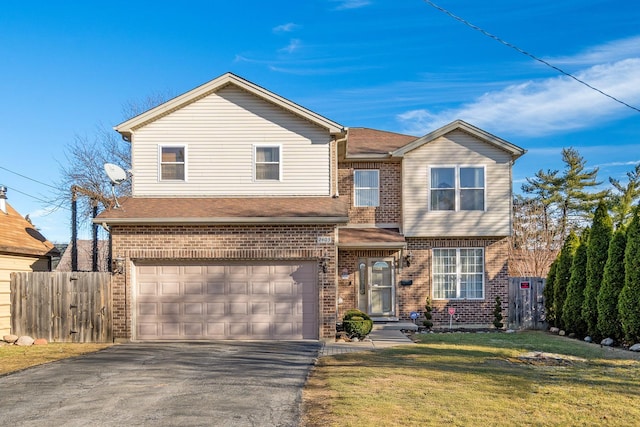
[354,169,379,207]
[402,130,513,237]
[131,86,331,196]
[432,248,484,300]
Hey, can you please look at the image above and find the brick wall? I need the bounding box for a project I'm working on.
[338,161,402,225]
[336,237,510,328]
[110,224,337,340]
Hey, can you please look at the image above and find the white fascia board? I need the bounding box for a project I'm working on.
[115,73,345,137]
[392,120,526,160]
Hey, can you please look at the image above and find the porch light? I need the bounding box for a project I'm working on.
[113,257,126,275]
[404,251,413,267]
[320,254,329,273]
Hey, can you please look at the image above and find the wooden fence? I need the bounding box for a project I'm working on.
[508,277,547,330]
[10,272,112,343]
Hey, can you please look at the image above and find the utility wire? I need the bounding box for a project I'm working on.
[423,0,640,114]
[5,185,70,211]
[0,165,60,190]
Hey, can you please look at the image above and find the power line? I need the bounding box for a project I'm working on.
[422,0,640,114]
[4,185,70,211]
[0,165,60,190]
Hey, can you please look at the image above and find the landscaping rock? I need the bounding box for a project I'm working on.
[3,334,18,343]
[584,336,593,343]
[568,333,576,339]
[15,336,35,346]
[629,343,640,352]
[601,338,614,347]
[33,338,48,345]
[559,330,566,336]
[505,329,516,334]
[549,327,560,334]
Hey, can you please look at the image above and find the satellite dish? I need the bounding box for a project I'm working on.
[105,163,127,185]
[104,163,128,209]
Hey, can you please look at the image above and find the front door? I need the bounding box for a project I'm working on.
[357,258,395,317]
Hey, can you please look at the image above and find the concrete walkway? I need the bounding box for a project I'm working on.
[319,322,417,357]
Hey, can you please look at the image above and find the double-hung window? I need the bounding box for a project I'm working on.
[255,146,281,180]
[430,166,484,211]
[160,146,186,181]
[432,248,484,299]
[354,170,379,207]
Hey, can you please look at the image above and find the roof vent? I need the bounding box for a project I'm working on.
[0,185,7,214]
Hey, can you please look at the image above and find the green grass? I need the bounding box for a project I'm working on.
[302,331,640,427]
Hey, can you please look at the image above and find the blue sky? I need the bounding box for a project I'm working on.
[1,0,639,243]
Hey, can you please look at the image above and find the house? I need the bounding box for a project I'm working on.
[0,187,59,336]
[55,240,111,272]
[96,73,525,341]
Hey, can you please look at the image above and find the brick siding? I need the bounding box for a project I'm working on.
[338,161,402,225]
[336,237,509,327]
[110,224,337,340]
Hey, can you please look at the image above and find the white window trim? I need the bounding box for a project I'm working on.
[253,144,282,181]
[353,169,380,207]
[432,247,485,300]
[158,145,188,182]
[428,165,486,212]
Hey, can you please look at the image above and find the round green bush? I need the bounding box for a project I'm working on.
[342,309,373,339]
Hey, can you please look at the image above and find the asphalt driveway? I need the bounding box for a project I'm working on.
[0,341,321,427]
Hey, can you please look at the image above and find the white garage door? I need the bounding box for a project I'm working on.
[134,261,318,340]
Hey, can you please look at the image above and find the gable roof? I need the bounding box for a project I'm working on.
[0,201,59,257]
[391,120,526,160]
[55,240,110,272]
[115,72,345,140]
[95,197,349,225]
[345,128,418,157]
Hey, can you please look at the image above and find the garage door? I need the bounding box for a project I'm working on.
[134,261,318,340]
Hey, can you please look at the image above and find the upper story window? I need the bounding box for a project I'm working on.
[432,248,484,300]
[160,146,186,181]
[255,145,281,180]
[430,166,485,211]
[354,169,379,207]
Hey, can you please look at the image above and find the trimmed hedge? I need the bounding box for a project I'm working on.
[343,309,373,339]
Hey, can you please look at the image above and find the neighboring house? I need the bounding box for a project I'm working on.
[97,73,525,341]
[0,187,59,335]
[55,240,110,272]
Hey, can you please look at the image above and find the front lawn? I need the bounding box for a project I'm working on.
[0,343,113,375]
[302,331,640,426]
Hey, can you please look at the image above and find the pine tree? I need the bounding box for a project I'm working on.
[544,259,558,326]
[556,148,607,238]
[522,148,606,241]
[554,231,580,330]
[563,229,589,336]
[619,207,640,343]
[609,164,640,228]
[582,201,613,337]
[597,228,626,340]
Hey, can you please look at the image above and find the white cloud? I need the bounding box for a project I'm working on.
[279,39,302,54]
[273,23,300,34]
[547,36,640,66]
[331,0,371,11]
[397,58,640,137]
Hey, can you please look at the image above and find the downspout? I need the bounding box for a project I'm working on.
[333,132,348,197]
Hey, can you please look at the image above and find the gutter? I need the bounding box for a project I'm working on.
[93,216,350,226]
[336,242,407,249]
